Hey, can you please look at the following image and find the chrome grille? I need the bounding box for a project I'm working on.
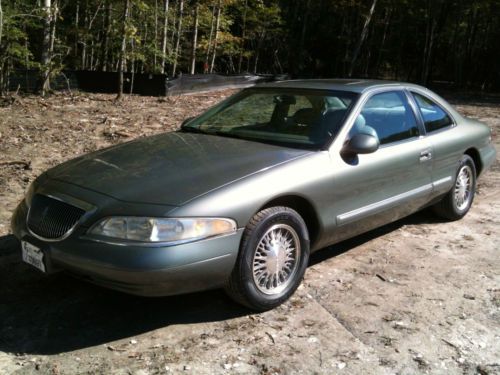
[27,194,86,240]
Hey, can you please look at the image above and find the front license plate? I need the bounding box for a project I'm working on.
[21,241,46,273]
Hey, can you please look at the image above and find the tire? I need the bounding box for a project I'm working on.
[225,206,310,311]
[432,154,476,221]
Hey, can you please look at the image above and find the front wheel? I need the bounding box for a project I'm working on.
[432,154,476,220]
[225,206,310,311]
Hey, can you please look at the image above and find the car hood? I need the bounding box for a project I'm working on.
[46,132,311,206]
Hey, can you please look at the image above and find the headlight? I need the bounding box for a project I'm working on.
[88,217,237,244]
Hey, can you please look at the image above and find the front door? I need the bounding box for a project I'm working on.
[327,90,433,244]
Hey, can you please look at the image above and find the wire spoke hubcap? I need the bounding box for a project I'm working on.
[454,165,473,211]
[252,224,301,295]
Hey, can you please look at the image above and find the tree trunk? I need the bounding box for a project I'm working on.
[421,0,449,85]
[80,5,89,70]
[160,0,169,74]
[253,30,266,74]
[153,0,158,71]
[0,61,4,96]
[74,2,79,61]
[90,39,95,70]
[237,0,248,73]
[130,37,135,94]
[49,1,58,56]
[274,49,283,74]
[204,4,216,72]
[210,0,222,74]
[171,0,183,77]
[0,0,4,47]
[189,3,199,75]
[41,0,52,95]
[100,0,112,71]
[348,0,378,77]
[421,18,436,85]
[375,7,391,76]
[117,0,130,100]
[253,51,259,74]
[291,0,310,76]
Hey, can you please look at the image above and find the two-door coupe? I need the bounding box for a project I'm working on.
[12,80,496,310]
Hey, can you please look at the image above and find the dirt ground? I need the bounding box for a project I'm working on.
[0,90,498,375]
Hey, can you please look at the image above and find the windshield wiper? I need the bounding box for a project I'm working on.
[180,126,207,134]
[181,126,239,138]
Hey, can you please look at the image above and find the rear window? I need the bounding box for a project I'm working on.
[412,92,453,133]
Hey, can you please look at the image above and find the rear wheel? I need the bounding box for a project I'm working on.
[225,206,310,311]
[432,154,476,220]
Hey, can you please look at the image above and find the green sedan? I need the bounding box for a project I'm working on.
[12,80,496,311]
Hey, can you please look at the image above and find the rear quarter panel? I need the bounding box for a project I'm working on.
[427,118,493,197]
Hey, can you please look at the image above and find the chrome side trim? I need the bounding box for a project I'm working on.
[432,176,453,189]
[337,184,433,226]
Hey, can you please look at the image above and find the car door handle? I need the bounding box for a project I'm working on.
[420,149,432,162]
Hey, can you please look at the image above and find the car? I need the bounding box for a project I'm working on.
[12,79,496,311]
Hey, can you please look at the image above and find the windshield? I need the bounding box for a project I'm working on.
[182,88,359,149]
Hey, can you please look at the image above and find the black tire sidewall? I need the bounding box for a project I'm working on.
[239,208,310,310]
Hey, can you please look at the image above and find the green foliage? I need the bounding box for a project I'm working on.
[1,0,500,92]
[0,0,36,69]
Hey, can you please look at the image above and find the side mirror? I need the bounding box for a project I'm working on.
[342,133,379,155]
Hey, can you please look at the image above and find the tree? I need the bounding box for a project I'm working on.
[349,0,378,77]
[0,0,3,47]
[209,0,221,73]
[100,0,112,71]
[2,0,500,94]
[171,0,183,76]
[236,0,247,73]
[160,0,169,74]
[40,0,52,95]
[204,3,216,72]
[117,0,130,99]
[190,1,199,74]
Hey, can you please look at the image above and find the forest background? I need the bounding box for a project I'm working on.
[1,0,500,96]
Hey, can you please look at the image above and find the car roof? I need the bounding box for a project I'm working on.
[255,79,427,94]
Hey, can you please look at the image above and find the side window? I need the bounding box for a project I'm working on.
[412,92,453,133]
[351,91,419,145]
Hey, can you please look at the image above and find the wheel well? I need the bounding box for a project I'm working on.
[464,148,482,175]
[260,195,320,246]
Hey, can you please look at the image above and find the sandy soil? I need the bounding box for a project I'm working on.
[0,91,498,375]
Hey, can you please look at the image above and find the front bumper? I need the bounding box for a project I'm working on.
[12,200,242,297]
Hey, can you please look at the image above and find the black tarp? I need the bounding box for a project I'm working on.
[164,74,272,96]
[7,70,277,96]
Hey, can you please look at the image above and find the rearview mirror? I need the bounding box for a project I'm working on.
[342,133,379,155]
[274,95,296,105]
